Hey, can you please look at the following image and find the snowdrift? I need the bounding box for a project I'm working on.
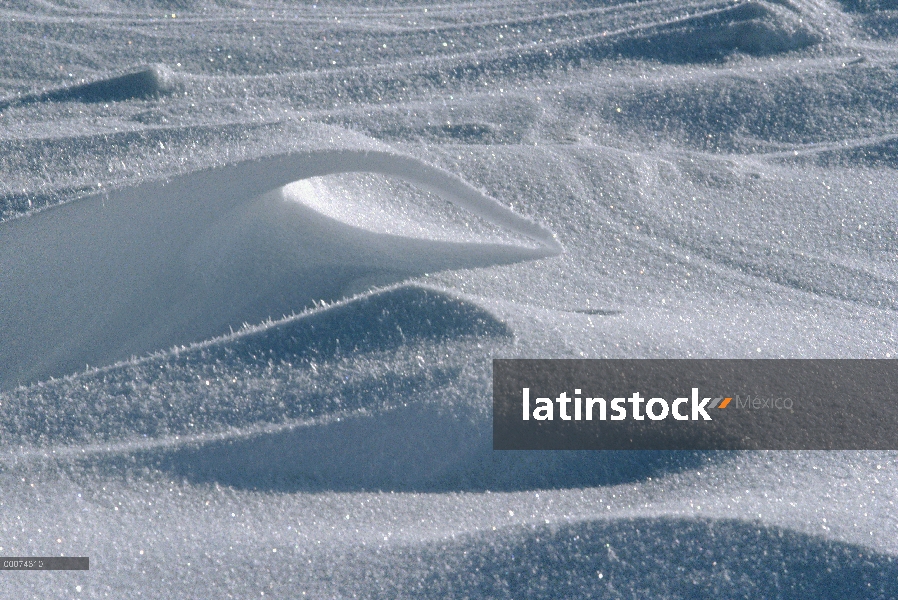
[0,143,560,389]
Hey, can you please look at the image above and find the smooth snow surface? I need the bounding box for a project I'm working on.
[1,0,897,598]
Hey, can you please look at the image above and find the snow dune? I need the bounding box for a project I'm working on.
[3,282,707,493]
[327,516,898,598]
[0,133,560,389]
[1,0,897,597]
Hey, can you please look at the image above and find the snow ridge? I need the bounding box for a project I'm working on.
[0,145,560,390]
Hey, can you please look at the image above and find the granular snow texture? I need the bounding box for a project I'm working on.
[0,1,896,598]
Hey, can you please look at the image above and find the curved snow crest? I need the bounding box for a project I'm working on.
[0,284,512,454]
[0,149,561,390]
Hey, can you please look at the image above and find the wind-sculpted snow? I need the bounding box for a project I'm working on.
[0,285,511,449]
[2,282,711,493]
[331,517,898,599]
[0,144,560,390]
[0,65,176,110]
[1,0,897,597]
[608,154,898,310]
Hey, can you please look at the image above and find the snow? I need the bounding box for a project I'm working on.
[1,0,897,597]
[0,140,559,389]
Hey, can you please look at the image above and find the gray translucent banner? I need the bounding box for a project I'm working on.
[0,557,89,570]
[493,360,898,450]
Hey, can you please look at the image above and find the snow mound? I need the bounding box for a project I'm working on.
[3,280,707,493]
[0,146,559,390]
[607,0,826,62]
[0,65,176,109]
[0,284,511,451]
[332,517,898,599]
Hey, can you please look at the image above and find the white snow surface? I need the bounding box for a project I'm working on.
[1,0,897,598]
